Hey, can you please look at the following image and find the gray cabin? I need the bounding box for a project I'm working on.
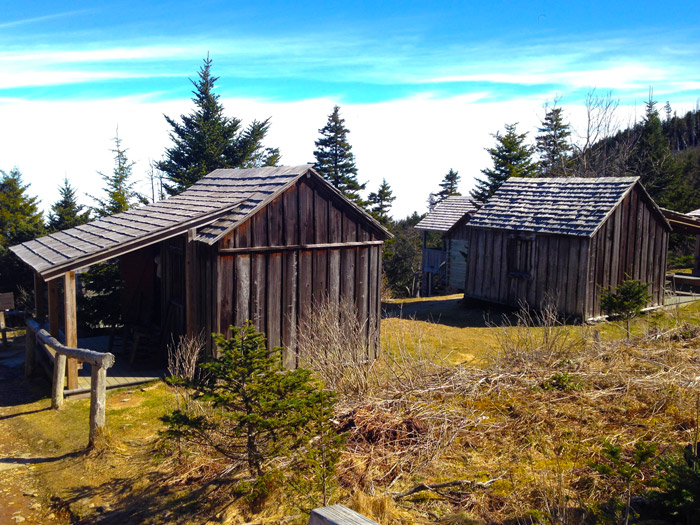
[415,196,476,295]
[463,177,671,319]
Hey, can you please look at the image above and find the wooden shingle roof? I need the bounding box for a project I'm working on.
[468,177,668,237]
[415,196,477,233]
[11,165,389,280]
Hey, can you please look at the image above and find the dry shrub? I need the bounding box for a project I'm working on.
[489,298,586,370]
[167,331,205,381]
[297,298,374,398]
[347,490,405,524]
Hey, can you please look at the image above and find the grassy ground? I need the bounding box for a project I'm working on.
[2,297,700,523]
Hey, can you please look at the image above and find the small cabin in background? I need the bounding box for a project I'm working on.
[463,177,671,320]
[415,196,476,295]
[11,166,391,382]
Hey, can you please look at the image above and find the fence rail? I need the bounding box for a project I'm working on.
[25,318,115,447]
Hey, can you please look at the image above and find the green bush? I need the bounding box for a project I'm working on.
[600,279,651,339]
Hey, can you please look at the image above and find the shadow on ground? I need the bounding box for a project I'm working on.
[382,296,514,329]
[0,335,50,409]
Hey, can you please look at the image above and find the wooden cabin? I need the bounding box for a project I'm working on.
[415,196,476,295]
[11,165,391,379]
[463,177,671,319]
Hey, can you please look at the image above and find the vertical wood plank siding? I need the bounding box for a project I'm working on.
[216,179,383,365]
[465,185,669,319]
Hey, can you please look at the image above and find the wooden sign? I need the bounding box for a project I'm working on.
[0,292,14,311]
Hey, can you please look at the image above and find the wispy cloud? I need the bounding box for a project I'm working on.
[0,9,92,29]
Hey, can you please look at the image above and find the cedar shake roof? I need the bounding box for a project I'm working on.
[415,196,477,233]
[468,177,669,237]
[11,165,390,280]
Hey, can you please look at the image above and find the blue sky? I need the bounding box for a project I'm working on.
[1,1,699,216]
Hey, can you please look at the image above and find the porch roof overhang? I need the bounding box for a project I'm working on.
[661,208,700,236]
[11,165,392,281]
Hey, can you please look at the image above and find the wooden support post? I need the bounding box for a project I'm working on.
[34,272,46,324]
[24,324,35,377]
[64,271,78,390]
[48,278,60,338]
[0,311,6,347]
[51,353,66,409]
[185,229,198,338]
[694,235,700,277]
[88,364,107,448]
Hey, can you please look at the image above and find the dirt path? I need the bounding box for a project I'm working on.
[0,340,69,524]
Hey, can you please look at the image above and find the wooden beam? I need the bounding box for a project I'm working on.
[88,364,107,448]
[218,240,384,255]
[64,271,78,390]
[34,272,46,324]
[48,278,60,338]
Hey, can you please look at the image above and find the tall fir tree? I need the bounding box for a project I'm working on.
[313,106,365,205]
[631,96,679,207]
[157,56,280,194]
[536,104,572,177]
[470,123,536,207]
[0,168,45,297]
[90,134,144,216]
[367,178,395,227]
[428,169,461,209]
[47,177,91,232]
[82,135,143,329]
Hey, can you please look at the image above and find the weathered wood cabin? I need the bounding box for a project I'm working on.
[11,165,391,376]
[463,177,671,319]
[415,196,476,295]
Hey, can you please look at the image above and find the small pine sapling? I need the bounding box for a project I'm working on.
[600,279,651,339]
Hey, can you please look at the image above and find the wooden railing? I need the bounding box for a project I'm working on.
[25,318,116,447]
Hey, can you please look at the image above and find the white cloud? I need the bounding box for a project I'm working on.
[1,94,699,221]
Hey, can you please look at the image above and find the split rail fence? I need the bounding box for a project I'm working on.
[25,318,115,447]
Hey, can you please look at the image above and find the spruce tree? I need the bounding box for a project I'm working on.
[314,106,365,205]
[157,57,279,195]
[471,123,536,207]
[367,178,395,227]
[631,97,679,207]
[536,104,572,177]
[428,169,461,209]
[0,168,45,296]
[46,177,91,232]
[90,134,144,216]
[82,135,143,329]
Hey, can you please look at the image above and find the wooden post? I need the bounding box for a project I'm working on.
[34,272,46,324]
[48,278,60,338]
[51,353,66,409]
[64,271,78,390]
[88,364,107,447]
[309,505,379,525]
[693,235,700,277]
[0,311,6,347]
[185,228,198,337]
[24,324,35,376]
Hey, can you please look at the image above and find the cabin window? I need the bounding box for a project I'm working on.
[507,235,534,278]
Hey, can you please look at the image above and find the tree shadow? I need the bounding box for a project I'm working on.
[63,469,235,525]
[0,450,86,467]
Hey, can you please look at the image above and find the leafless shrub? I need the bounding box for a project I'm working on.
[297,298,375,398]
[490,297,586,370]
[167,331,205,382]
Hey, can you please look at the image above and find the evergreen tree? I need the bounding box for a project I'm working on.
[161,321,343,493]
[383,212,423,297]
[82,135,143,330]
[428,169,461,209]
[0,168,45,296]
[536,103,572,177]
[314,106,365,205]
[470,123,536,207]
[630,97,679,207]
[157,56,280,194]
[46,177,90,232]
[90,134,144,216]
[367,178,395,227]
